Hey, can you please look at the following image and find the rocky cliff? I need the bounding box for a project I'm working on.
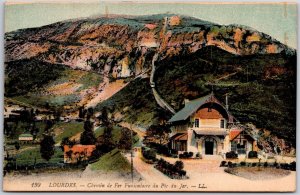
[4,14,297,151]
[5,14,295,79]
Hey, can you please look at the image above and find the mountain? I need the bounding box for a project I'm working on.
[4,14,296,150]
[5,14,295,76]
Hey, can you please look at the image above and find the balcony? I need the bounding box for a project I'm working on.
[190,127,228,136]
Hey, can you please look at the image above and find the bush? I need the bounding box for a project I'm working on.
[280,163,290,170]
[147,143,170,156]
[248,151,258,159]
[179,152,193,159]
[142,147,157,161]
[226,151,238,159]
[240,161,246,166]
[174,161,184,171]
[251,163,257,167]
[228,161,233,168]
[220,161,227,167]
[170,149,178,155]
[264,162,268,167]
[290,161,296,171]
[179,170,186,177]
[155,158,187,179]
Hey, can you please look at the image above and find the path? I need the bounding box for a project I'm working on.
[124,151,170,183]
[125,151,296,191]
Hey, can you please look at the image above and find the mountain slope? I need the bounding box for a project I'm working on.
[4,14,297,150]
[5,14,295,77]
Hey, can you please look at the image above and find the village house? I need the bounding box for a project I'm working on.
[18,133,34,144]
[168,93,257,157]
[63,145,96,163]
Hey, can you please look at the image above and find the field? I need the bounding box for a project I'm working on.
[90,148,131,172]
[15,146,64,166]
[10,68,103,108]
[53,121,84,143]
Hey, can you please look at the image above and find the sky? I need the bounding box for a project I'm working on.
[4,1,298,48]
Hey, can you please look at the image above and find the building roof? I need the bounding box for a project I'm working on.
[64,145,96,156]
[229,129,242,140]
[168,94,214,123]
[229,129,255,141]
[168,93,235,123]
[19,133,33,137]
[193,129,228,136]
[170,133,188,141]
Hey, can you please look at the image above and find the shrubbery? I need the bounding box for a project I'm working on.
[290,161,296,171]
[142,147,157,161]
[248,151,258,159]
[220,161,227,167]
[222,159,296,171]
[226,151,238,159]
[195,152,201,159]
[179,152,193,159]
[155,158,187,179]
[146,143,171,156]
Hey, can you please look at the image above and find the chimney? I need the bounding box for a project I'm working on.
[225,94,229,110]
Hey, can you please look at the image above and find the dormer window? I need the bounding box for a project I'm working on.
[194,119,199,128]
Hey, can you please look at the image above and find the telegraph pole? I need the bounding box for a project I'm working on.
[130,123,134,183]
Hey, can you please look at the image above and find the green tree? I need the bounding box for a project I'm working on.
[118,127,132,150]
[99,107,109,126]
[60,137,76,151]
[103,123,113,145]
[146,124,171,145]
[40,135,55,161]
[14,142,20,151]
[80,120,96,145]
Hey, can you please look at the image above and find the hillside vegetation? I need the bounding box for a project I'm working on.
[4,14,297,149]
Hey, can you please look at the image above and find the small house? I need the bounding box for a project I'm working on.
[18,133,34,143]
[168,93,257,157]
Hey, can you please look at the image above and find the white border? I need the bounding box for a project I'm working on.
[0,0,298,194]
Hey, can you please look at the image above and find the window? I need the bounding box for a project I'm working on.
[194,119,199,128]
[231,141,237,152]
[220,119,225,128]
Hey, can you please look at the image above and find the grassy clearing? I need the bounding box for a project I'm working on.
[5,121,46,141]
[94,126,121,142]
[90,148,130,172]
[11,68,103,108]
[15,146,63,166]
[53,122,84,143]
[47,68,102,91]
[94,125,139,145]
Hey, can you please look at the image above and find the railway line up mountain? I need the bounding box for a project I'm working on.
[4,14,296,151]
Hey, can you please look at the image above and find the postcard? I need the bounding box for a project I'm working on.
[3,0,297,192]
